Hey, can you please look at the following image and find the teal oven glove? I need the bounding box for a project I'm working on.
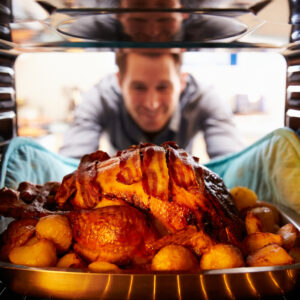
[1,129,299,214]
[205,127,300,214]
[0,137,79,190]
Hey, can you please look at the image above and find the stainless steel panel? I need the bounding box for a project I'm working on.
[0,262,299,299]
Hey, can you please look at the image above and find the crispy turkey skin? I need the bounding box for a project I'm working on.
[54,141,245,244]
[0,142,245,265]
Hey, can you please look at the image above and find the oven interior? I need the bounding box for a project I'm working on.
[0,0,299,299]
[0,0,300,159]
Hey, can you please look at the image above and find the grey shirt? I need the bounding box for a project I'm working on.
[59,73,244,159]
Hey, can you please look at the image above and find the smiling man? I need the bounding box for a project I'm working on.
[59,49,244,159]
[117,51,185,133]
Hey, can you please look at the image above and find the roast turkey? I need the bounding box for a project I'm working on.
[0,142,245,265]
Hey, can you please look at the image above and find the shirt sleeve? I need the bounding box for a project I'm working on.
[59,84,105,159]
[198,86,245,158]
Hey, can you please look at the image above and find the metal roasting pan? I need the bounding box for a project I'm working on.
[0,203,299,300]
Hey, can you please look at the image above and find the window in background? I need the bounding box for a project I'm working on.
[183,51,286,162]
[15,51,117,152]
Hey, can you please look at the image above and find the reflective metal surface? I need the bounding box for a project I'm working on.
[0,0,292,51]
[57,12,248,43]
[0,262,299,299]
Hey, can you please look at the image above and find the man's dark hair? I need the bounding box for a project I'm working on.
[116,50,183,77]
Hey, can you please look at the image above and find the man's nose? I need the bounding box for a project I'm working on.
[144,90,160,110]
[144,20,162,38]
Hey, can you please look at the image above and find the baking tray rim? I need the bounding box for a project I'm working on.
[0,260,299,277]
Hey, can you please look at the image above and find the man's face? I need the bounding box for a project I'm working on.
[118,53,185,133]
[119,12,184,42]
[119,0,185,42]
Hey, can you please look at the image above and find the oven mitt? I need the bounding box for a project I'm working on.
[0,137,79,190]
[1,128,299,214]
[205,127,300,214]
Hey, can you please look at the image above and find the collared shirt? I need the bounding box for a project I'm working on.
[59,73,244,159]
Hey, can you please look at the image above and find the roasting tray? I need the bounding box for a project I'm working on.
[0,204,299,300]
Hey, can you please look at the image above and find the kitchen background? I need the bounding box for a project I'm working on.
[14,50,286,163]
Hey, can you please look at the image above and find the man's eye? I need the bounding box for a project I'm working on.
[132,85,146,91]
[158,18,174,24]
[129,18,147,24]
[157,85,169,91]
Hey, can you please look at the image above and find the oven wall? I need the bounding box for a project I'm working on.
[284,0,300,133]
[0,0,17,163]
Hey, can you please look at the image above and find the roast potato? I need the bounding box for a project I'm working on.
[200,244,245,270]
[36,214,72,254]
[88,261,120,273]
[0,218,37,260]
[277,223,299,250]
[151,245,198,271]
[9,238,57,267]
[245,206,276,234]
[230,186,258,211]
[254,201,281,225]
[243,232,283,255]
[25,236,39,246]
[246,243,294,267]
[245,211,263,234]
[56,252,86,269]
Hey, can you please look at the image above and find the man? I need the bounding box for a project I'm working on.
[66,0,245,43]
[59,49,244,159]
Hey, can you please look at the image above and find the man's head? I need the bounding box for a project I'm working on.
[118,0,186,42]
[120,0,182,8]
[116,50,187,134]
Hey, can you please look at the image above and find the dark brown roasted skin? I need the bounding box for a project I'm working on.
[0,182,61,219]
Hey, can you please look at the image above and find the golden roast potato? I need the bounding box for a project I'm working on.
[230,186,258,211]
[254,201,281,226]
[151,245,198,271]
[24,236,40,246]
[243,232,283,255]
[88,261,120,273]
[36,214,72,254]
[0,218,37,260]
[200,244,245,270]
[9,238,57,267]
[56,252,86,269]
[277,223,299,250]
[245,211,263,234]
[246,243,294,267]
[245,206,276,234]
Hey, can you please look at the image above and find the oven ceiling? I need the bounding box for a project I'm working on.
[1,0,296,52]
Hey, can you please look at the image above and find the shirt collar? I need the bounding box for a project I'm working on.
[168,102,181,132]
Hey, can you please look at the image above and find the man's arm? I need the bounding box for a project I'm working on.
[198,86,245,158]
[59,85,104,159]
